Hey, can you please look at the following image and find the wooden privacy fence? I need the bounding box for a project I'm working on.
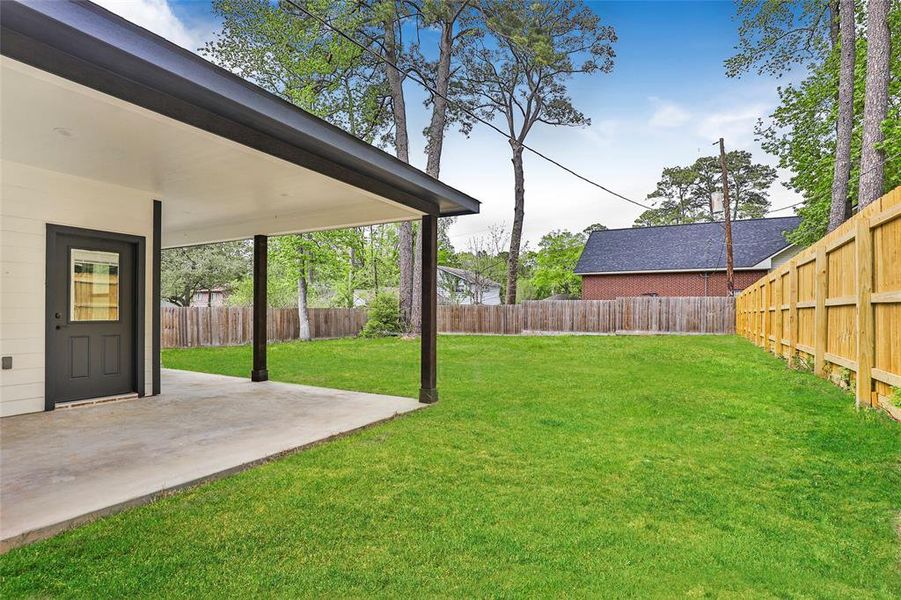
[161,306,368,348]
[163,296,735,348]
[616,296,735,334]
[736,187,901,411]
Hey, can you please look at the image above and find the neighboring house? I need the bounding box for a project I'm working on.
[191,288,228,308]
[0,1,479,416]
[438,266,502,305]
[575,217,800,299]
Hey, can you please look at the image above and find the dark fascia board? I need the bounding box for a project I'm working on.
[0,1,480,217]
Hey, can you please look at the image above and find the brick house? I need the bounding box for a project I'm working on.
[575,217,800,300]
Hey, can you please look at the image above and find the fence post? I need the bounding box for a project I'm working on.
[814,245,828,377]
[787,260,798,361]
[758,282,765,348]
[762,279,770,352]
[855,218,874,408]
[774,274,783,357]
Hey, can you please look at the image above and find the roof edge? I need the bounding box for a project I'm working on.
[575,267,771,276]
[0,0,480,217]
[587,215,801,236]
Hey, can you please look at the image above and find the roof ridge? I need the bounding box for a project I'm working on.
[588,215,800,235]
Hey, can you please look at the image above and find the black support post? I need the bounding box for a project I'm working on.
[420,214,438,403]
[152,200,161,395]
[251,234,268,382]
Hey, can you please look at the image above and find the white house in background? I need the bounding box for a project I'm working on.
[0,0,479,416]
[438,266,502,305]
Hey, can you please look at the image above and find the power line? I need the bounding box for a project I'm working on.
[280,0,655,211]
[767,201,804,214]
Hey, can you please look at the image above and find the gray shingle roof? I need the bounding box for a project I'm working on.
[574,216,800,274]
[438,266,501,288]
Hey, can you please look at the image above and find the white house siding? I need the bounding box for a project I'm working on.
[0,161,155,417]
[437,269,502,306]
[481,286,501,306]
[770,245,801,270]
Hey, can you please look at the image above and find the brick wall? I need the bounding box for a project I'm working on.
[581,270,767,300]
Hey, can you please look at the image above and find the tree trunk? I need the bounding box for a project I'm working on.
[425,19,453,179]
[411,223,423,334]
[505,145,526,304]
[858,0,891,208]
[410,15,456,336]
[383,7,414,330]
[829,0,856,231]
[398,221,413,327]
[297,273,311,342]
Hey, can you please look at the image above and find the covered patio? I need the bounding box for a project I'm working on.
[1,0,479,417]
[0,0,479,550]
[0,368,424,550]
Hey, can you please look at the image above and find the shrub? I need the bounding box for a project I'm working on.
[360,293,402,338]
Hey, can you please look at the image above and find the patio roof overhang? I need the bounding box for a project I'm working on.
[0,0,480,248]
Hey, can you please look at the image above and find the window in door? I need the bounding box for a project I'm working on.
[70,249,120,321]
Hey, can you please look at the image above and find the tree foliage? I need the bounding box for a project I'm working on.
[203,0,391,142]
[756,3,901,246]
[360,292,403,337]
[582,223,608,235]
[634,152,777,227]
[726,0,837,77]
[528,229,585,299]
[228,227,399,308]
[161,243,250,307]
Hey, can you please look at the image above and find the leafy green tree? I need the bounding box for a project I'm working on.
[634,166,702,226]
[528,229,586,299]
[690,153,777,220]
[360,292,403,337]
[203,0,391,142]
[365,1,479,335]
[634,153,777,226]
[161,242,250,307]
[757,4,901,246]
[458,0,616,304]
[272,234,340,340]
[726,0,838,78]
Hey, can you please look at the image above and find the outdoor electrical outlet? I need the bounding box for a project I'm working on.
[1,356,12,370]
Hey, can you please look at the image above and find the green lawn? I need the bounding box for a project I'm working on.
[2,336,899,598]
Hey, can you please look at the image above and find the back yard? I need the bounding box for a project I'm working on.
[1,336,899,597]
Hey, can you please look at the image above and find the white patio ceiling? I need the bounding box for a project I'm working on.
[1,58,422,248]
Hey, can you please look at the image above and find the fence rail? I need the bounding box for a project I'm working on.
[162,296,734,348]
[736,187,901,412]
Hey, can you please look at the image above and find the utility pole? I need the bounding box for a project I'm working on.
[716,138,735,296]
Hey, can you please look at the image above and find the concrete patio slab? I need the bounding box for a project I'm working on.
[0,369,424,551]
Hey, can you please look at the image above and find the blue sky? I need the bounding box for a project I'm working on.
[95,0,802,249]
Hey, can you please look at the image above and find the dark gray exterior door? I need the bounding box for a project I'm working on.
[46,228,138,405]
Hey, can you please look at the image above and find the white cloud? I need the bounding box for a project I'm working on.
[648,97,691,129]
[696,104,768,149]
[578,119,620,145]
[93,0,202,50]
